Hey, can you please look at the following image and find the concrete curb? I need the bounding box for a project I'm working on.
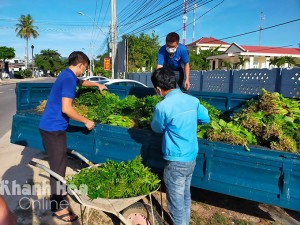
[0,78,47,86]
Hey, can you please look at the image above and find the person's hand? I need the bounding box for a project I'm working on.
[84,120,95,130]
[184,80,190,90]
[98,84,108,94]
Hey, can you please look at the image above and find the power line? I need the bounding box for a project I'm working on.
[118,0,177,32]
[165,0,224,41]
[118,0,214,37]
[216,18,300,43]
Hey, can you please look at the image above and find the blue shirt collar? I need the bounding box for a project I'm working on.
[165,88,182,98]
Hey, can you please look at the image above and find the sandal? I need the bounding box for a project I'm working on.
[52,211,78,222]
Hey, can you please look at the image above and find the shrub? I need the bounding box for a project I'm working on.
[13,69,33,79]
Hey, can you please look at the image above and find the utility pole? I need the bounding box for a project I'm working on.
[89,44,95,76]
[259,11,265,46]
[24,47,27,69]
[182,0,187,45]
[31,45,34,78]
[111,0,117,79]
[192,2,197,43]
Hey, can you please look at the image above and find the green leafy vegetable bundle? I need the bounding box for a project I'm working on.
[37,87,300,153]
[73,87,161,129]
[66,155,160,200]
[232,89,300,152]
[197,89,300,153]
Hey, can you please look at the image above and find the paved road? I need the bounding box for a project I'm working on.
[0,77,55,138]
[0,84,16,138]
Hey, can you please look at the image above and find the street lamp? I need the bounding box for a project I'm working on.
[78,12,114,78]
[31,45,34,78]
[78,12,107,36]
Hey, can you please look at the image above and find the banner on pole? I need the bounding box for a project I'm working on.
[104,58,110,71]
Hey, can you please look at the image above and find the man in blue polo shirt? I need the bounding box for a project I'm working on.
[151,68,210,225]
[157,32,190,90]
[39,51,107,222]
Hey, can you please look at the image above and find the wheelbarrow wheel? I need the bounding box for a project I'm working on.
[121,202,163,225]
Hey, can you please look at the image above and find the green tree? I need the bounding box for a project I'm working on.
[235,56,249,69]
[0,46,15,78]
[15,14,39,69]
[34,49,65,76]
[94,52,111,78]
[189,46,221,70]
[269,56,286,68]
[284,56,296,68]
[122,32,160,72]
[222,61,233,70]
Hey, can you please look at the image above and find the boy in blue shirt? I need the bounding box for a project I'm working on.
[39,51,107,222]
[157,32,190,90]
[151,68,210,225]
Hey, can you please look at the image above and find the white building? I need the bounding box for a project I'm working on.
[5,58,26,71]
[186,37,230,54]
[207,42,300,70]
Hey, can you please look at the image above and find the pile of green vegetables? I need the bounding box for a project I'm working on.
[37,87,300,153]
[73,87,161,128]
[66,155,160,199]
[197,89,300,153]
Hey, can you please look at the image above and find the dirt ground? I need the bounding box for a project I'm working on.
[6,148,300,225]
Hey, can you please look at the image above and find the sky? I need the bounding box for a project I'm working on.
[0,0,299,61]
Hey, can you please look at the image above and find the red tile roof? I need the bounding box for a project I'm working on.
[187,37,229,46]
[241,45,300,55]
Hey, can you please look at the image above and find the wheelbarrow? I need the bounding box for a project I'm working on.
[29,150,164,225]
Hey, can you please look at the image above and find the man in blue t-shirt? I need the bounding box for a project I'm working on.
[151,68,210,225]
[39,51,107,222]
[157,32,190,90]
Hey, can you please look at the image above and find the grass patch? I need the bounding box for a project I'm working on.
[207,213,230,225]
[233,219,253,225]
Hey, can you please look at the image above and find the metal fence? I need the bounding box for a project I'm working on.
[126,68,300,98]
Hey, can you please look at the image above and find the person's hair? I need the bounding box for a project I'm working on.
[68,51,90,66]
[166,32,180,43]
[151,68,176,90]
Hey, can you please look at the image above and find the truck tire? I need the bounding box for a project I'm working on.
[121,202,163,225]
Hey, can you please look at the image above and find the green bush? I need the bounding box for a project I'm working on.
[13,69,33,79]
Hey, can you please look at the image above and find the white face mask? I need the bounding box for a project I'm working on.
[166,46,177,54]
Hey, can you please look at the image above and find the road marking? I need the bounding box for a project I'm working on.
[0,92,3,94]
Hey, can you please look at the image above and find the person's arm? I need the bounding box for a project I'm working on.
[62,97,95,130]
[78,79,107,92]
[0,196,17,225]
[197,103,210,125]
[151,107,165,133]
[183,62,190,90]
[156,46,165,69]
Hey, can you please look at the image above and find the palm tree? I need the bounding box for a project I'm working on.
[284,56,296,68]
[222,61,233,70]
[236,56,249,69]
[15,14,39,69]
[269,56,286,68]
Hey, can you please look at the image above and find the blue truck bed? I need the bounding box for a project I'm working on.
[11,82,300,212]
